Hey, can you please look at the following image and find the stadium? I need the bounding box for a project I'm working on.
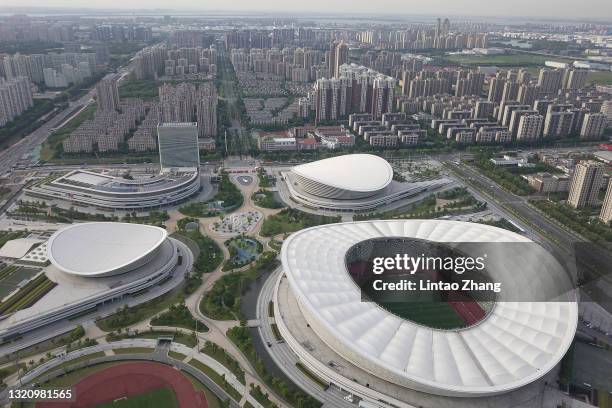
[281,154,449,212]
[0,222,189,343]
[275,220,577,406]
[24,169,201,210]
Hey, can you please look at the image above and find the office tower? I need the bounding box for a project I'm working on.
[568,161,605,208]
[516,114,544,141]
[537,69,564,95]
[544,111,574,139]
[334,41,349,78]
[0,76,34,127]
[564,69,588,89]
[488,76,506,103]
[96,74,120,112]
[157,122,200,171]
[600,179,612,224]
[580,112,606,140]
[518,84,538,107]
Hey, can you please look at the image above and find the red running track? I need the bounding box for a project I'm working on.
[36,361,208,408]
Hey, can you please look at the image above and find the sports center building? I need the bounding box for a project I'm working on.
[0,222,189,343]
[274,220,577,407]
[24,169,200,210]
[281,154,449,212]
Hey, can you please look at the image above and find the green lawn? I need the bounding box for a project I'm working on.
[443,53,573,67]
[587,71,612,86]
[95,386,178,408]
[96,289,184,332]
[119,79,159,101]
[260,209,340,237]
[182,371,223,408]
[113,347,154,354]
[188,359,241,401]
[200,252,278,320]
[40,104,96,162]
[168,351,187,360]
[382,302,466,330]
[201,341,246,384]
[150,303,208,332]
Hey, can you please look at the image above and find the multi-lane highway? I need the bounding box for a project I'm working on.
[0,64,134,176]
[255,267,354,408]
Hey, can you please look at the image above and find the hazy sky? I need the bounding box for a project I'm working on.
[1,0,611,20]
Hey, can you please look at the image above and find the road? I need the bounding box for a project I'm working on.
[0,63,134,175]
[447,161,612,312]
[255,266,354,408]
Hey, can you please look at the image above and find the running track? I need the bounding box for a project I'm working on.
[37,361,207,408]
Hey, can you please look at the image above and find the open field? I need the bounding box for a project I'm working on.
[95,387,178,408]
[442,53,573,67]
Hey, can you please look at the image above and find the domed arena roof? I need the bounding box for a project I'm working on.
[47,222,168,277]
[281,220,577,397]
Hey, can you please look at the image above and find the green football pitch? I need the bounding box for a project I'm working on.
[95,387,179,408]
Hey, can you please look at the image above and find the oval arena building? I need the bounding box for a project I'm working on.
[0,222,190,343]
[291,154,394,200]
[274,220,578,406]
[282,154,450,212]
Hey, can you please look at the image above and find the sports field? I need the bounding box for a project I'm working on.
[382,301,466,330]
[95,387,178,408]
[36,362,208,408]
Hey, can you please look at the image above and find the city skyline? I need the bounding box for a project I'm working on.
[0,1,611,21]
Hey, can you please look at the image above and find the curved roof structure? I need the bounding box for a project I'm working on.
[48,222,168,277]
[281,220,577,397]
[291,154,393,200]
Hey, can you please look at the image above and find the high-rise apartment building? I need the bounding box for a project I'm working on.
[564,69,588,89]
[567,160,605,208]
[0,76,33,127]
[537,69,564,95]
[197,94,217,139]
[599,179,612,225]
[544,111,574,139]
[455,71,484,97]
[516,114,544,141]
[517,84,538,107]
[157,122,200,171]
[501,81,520,102]
[580,112,606,140]
[333,41,349,78]
[488,76,506,103]
[95,73,120,112]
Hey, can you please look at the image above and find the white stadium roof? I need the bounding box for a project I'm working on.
[292,154,393,193]
[47,223,167,277]
[281,220,577,397]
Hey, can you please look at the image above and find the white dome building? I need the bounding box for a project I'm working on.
[275,220,577,403]
[0,222,189,343]
[47,223,168,277]
[281,154,449,212]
